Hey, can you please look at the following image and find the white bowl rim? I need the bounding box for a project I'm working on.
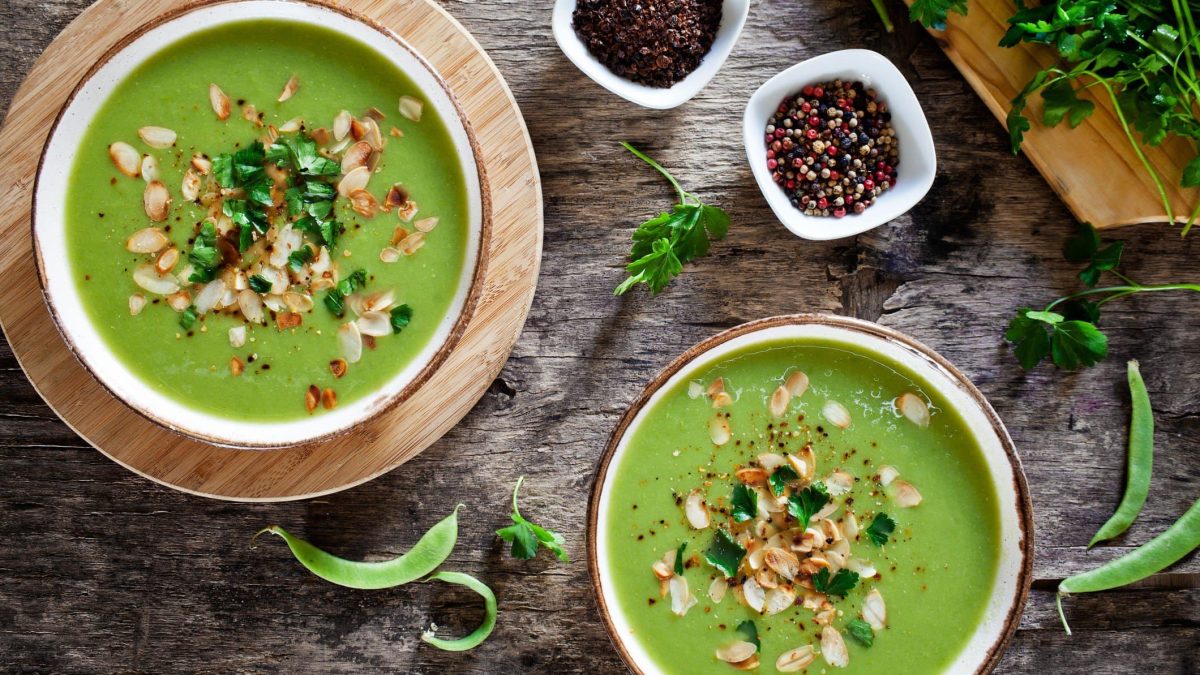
[743,49,937,241]
[552,0,750,110]
[586,314,1034,675]
[31,0,490,449]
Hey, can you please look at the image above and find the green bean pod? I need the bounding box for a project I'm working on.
[1058,496,1200,634]
[420,571,497,651]
[1089,360,1154,547]
[254,505,460,589]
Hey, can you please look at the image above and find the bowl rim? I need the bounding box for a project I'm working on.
[743,49,937,241]
[29,0,493,450]
[551,0,750,110]
[585,313,1035,674]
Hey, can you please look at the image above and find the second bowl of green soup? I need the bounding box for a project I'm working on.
[588,315,1033,674]
[34,0,486,447]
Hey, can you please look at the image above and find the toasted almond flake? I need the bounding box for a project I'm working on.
[829,536,850,557]
[785,370,810,397]
[896,391,931,427]
[180,168,201,201]
[708,577,727,603]
[390,126,403,138]
[846,557,877,578]
[822,400,851,429]
[349,189,379,217]
[276,312,303,330]
[862,589,887,630]
[228,325,247,348]
[128,293,146,316]
[283,291,314,313]
[308,126,330,145]
[333,110,352,141]
[365,106,386,122]
[757,453,785,472]
[824,549,847,571]
[685,490,710,529]
[398,95,423,122]
[756,567,779,589]
[191,278,224,315]
[820,626,849,668]
[125,227,169,253]
[137,126,176,148]
[755,486,784,513]
[108,142,141,177]
[340,141,372,175]
[414,216,439,233]
[379,247,401,263]
[139,154,159,182]
[715,641,757,664]
[364,290,395,313]
[707,377,725,398]
[399,231,426,255]
[209,83,230,120]
[669,576,697,616]
[735,467,767,484]
[329,358,348,378]
[154,247,179,274]
[813,500,839,521]
[764,547,800,580]
[384,184,408,210]
[338,165,371,196]
[356,310,391,337]
[819,518,842,544]
[730,656,760,671]
[776,645,816,672]
[349,117,365,141]
[825,470,854,495]
[710,391,733,408]
[742,577,766,613]
[322,387,337,410]
[237,289,265,324]
[279,116,303,133]
[277,74,299,102]
[241,103,259,125]
[390,225,411,246]
[339,321,363,363]
[133,263,180,295]
[765,385,790,417]
[143,180,170,222]
[877,465,899,487]
[764,586,796,616]
[651,559,673,582]
[842,512,859,539]
[190,155,212,175]
[397,200,419,222]
[687,381,704,399]
[362,116,384,151]
[891,479,923,508]
[166,290,191,312]
[305,385,320,413]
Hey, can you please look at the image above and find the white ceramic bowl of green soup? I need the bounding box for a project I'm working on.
[34,1,485,448]
[588,315,1033,674]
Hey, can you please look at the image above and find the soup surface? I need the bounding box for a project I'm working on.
[604,338,1001,673]
[65,19,468,421]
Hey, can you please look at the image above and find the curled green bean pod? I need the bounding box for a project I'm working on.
[253,505,460,589]
[420,571,497,651]
[1058,496,1200,634]
[1089,360,1155,547]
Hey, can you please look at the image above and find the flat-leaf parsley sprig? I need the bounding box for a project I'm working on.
[495,476,568,562]
[1005,223,1200,370]
[614,142,730,295]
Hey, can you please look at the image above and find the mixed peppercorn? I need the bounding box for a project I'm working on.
[572,0,722,88]
[764,80,898,218]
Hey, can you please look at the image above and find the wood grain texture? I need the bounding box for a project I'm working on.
[905,0,1200,228]
[0,0,542,499]
[1,0,1198,672]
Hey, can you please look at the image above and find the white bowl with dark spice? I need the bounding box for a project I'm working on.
[552,0,749,109]
[744,49,936,241]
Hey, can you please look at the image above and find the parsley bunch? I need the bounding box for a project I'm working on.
[1006,223,1200,370]
[910,0,1200,231]
[614,143,729,295]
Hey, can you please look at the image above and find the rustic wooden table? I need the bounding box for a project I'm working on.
[1,0,1197,672]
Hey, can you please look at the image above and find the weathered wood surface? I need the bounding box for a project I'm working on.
[1,0,1197,672]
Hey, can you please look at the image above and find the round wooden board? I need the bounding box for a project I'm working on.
[0,0,542,501]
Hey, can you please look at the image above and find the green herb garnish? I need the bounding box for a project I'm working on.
[865,513,896,546]
[735,620,760,651]
[674,541,687,576]
[248,274,273,294]
[846,618,875,647]
[614,142,729,295]
[730,483,758,523]
[324,269,369,317]
[389,304,413,334]
[179,305,198,330]
[187,221,222,283]
[494,476,568,562]
[768,465,799,496]
[287,246,314,273]
[907,0,967,30]
[812,568,859,597]
[704,528,746,578]
[788,482,829,529]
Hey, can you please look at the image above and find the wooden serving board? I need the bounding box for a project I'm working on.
[0,0,542,500]
[908,0,1199,228]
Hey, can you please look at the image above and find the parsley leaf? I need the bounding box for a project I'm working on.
[1005,309,1108,370]
[248,274,273,294]
[322,267,368,317]
[211,153,234,188]
[614,143,729,295]
[735,620,760,651]
[179,305,198,330]
[1041,78,1095,129]
[846,618,875,647]
[674,542,687,576]
[865,513,896,546]
[389,304,413,334]
[908,0,967,30]
[494,476,568,562]
[704,528,746,578]
[287,246,314,273]
[768,465,799,496]
[812,568,859,597]
[187,222,222,283]
[730,483,758,523]
[788,482,829,529]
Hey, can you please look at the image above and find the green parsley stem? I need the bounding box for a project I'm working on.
[1045,283,1200,312]
[621,141,689,204]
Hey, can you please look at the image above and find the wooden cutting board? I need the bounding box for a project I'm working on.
[908,0,1199,228]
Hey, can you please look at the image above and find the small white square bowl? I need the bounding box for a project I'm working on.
[552,0,749,109]
[743,49,937,241]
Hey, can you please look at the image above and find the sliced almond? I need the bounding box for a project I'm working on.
[166,290,191,312]
[819,518,842,544]
[333,110,352,141]
[396,200,419,222]
[398,231,426,256]
[133,263,179,295]
[825,470,854,496]
[241,103,259,125]
[209,83,231,120]
[707,377,725,398]
[384,184,408,210]
[108,142,141,177]
[651,559,673,582]
[787,445,816,481]
[154,247,179,274]
[228,325,247,348]
[305,385,320,414]
[362,116,384,151]
[730,656,760,671]
[687,381,704,399]
[276,312,303,330]
[735,467,768,485]
[414,216,439,233]
[125,227,169,253]
[379,247,401,263]
[776,645,816,672]
[742,577,766,613]
[820,626,849,668]
[192,278,224,315]
[329,358,348,378]
[181,169,201,201]
[708,577,727,603]
[279,116,303,133]
[138,126,176,148]
[763,547,800,580]
[349,189,379,217]
[140,154,159,182]
[191,155,212,175]
[356,310,391,337]
[896,391,931,427]
[283,291,314,313]
[715,641,757,664]
[711,391,733,408]
[277,73,299,102]
[340,142,372,175]
[862,588,887,630]
[237,289,265,324]
[669,576,697,617]
[389,126,403,138]
[877,465,900,487]
[822,400,851,429]
[128,293,146,316]
[847,557,877,578]
[322,388,337,410]
[757,453,785,472]
[768,384,790,417]
[339,321,363,363]
[841,512,859,539]
[143,180,170,222]
[398,95,423,122]
[785,370,809,397]
[684,490,710,529]
[764,586,796,616]
[891,479,923,508]
[338,165,371,197]
[363,290,395,313]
